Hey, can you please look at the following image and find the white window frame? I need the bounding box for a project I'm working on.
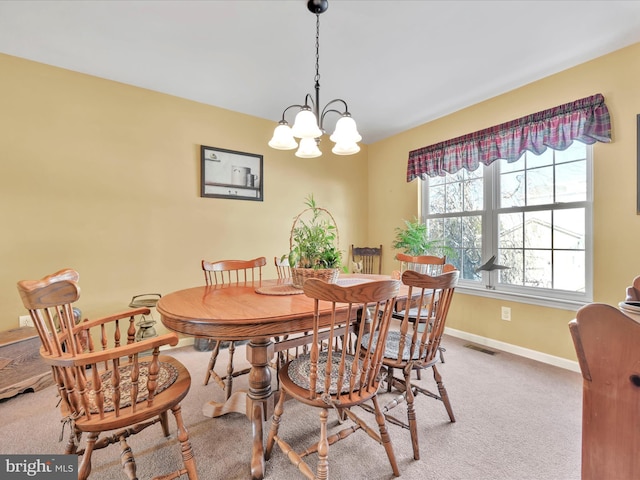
[421,146,593,311]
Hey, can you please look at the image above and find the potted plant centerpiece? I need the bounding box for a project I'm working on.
[288,194,342,289]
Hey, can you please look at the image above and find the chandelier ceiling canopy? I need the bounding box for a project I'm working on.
[268,0,361,158]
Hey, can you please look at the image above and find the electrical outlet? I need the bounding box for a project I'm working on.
[19,315,34,327]
[501,306,511,321]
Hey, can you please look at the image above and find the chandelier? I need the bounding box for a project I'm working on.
[268,0,361,158]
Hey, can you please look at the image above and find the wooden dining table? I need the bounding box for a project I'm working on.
[157,274,399,480]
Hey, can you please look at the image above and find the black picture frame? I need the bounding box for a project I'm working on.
[200,145,263,201]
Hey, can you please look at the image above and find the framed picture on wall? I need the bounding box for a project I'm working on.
[200,145,263,201]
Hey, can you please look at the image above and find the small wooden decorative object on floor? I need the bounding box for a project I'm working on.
[0,326,53,400]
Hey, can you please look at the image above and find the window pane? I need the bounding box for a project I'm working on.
[524,249,552,288]
[500,249,523,285]
[527,166,553,205]
[556,161,586,203]
[499,212,523,249]
[445,182,462,212]
[429,184,445,214]
[426,218,445,241]
[554,208,585,249]
[444,217,462,249]
[556,142,586,163]
[500,153,525,173]
[500,171,525,208]
[430,175,446,186]
[554,250,585,292]
[461,248,482,280]
[464,178,483,211]
[461,215,482,249]
[526,148,553,169]
[524,211,551,249]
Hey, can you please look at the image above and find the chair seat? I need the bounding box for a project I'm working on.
[392,307,430,321]
[362,330,441,362]
[287,351,361,394]
[86,358,179,413]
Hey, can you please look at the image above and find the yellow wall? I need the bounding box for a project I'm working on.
[3,41,640,362]
[0,53,369,335]
[368,42,640,361]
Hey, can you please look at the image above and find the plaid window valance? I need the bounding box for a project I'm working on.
[406,93,611,181]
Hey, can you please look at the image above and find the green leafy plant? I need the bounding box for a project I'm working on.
[392,218,454,257]
[288,194,342,269]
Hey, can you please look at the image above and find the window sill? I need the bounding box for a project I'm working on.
[455,284,589,312]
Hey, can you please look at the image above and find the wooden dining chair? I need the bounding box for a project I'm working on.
[392,253,450,365]
[350,244,383,274]
[16,268,198,480]
[274,255,291,280]
[265,278,402,479]
[362,268,459,461]
[201,257,266,399]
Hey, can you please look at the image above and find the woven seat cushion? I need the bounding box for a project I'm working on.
[86,361,178,413]
[362,331,422,361]
[287,351,361,394]
[393,307,430,319]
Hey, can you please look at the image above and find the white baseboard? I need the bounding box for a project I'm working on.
[444,327,580,373]
[161,336,195,351]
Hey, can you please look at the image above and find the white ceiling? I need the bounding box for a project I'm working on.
[1,1,640,144]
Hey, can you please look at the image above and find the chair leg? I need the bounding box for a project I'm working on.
[405,369,420,460]
[78,431,98,480]
[203,340,221,385]
[159,411,170,437]
[371,395,400,477]
[432,364,455,422]
[316,408,329,480]
[225,341,236,400]
[119,436,137,480]
[172,404,199,480]
[265,389,286,460]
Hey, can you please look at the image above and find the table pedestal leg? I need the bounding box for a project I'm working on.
[246,338,273,480]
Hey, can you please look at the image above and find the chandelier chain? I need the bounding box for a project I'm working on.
[314,14,320,84]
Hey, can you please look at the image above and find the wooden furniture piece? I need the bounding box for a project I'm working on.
[569,303,640,480]
[395,253,446,277]
[392,254,449,365]
[0,326,54,399]
[157,274,406,480]
[16,268,198,480]
[365,268,459,460]
[202,257,266,398]
[350,244,383,274]
[274,256,291,279]
[265,278,401,479]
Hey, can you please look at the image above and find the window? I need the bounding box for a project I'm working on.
[422,141,592,307]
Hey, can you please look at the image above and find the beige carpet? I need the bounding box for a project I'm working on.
[0,335,582,480]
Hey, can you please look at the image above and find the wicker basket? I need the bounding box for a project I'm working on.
[289,205,340,289]
[291,267,340,289]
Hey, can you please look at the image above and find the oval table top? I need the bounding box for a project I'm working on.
[157,275,390,341]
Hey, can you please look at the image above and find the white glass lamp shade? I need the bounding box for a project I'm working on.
[295,137,322,158]
[329,115,362,143]
[291,108,322,139]
[332,141,361,155]
[268,124,298,150]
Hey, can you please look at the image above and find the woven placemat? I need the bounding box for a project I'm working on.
[255,283,304,296]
